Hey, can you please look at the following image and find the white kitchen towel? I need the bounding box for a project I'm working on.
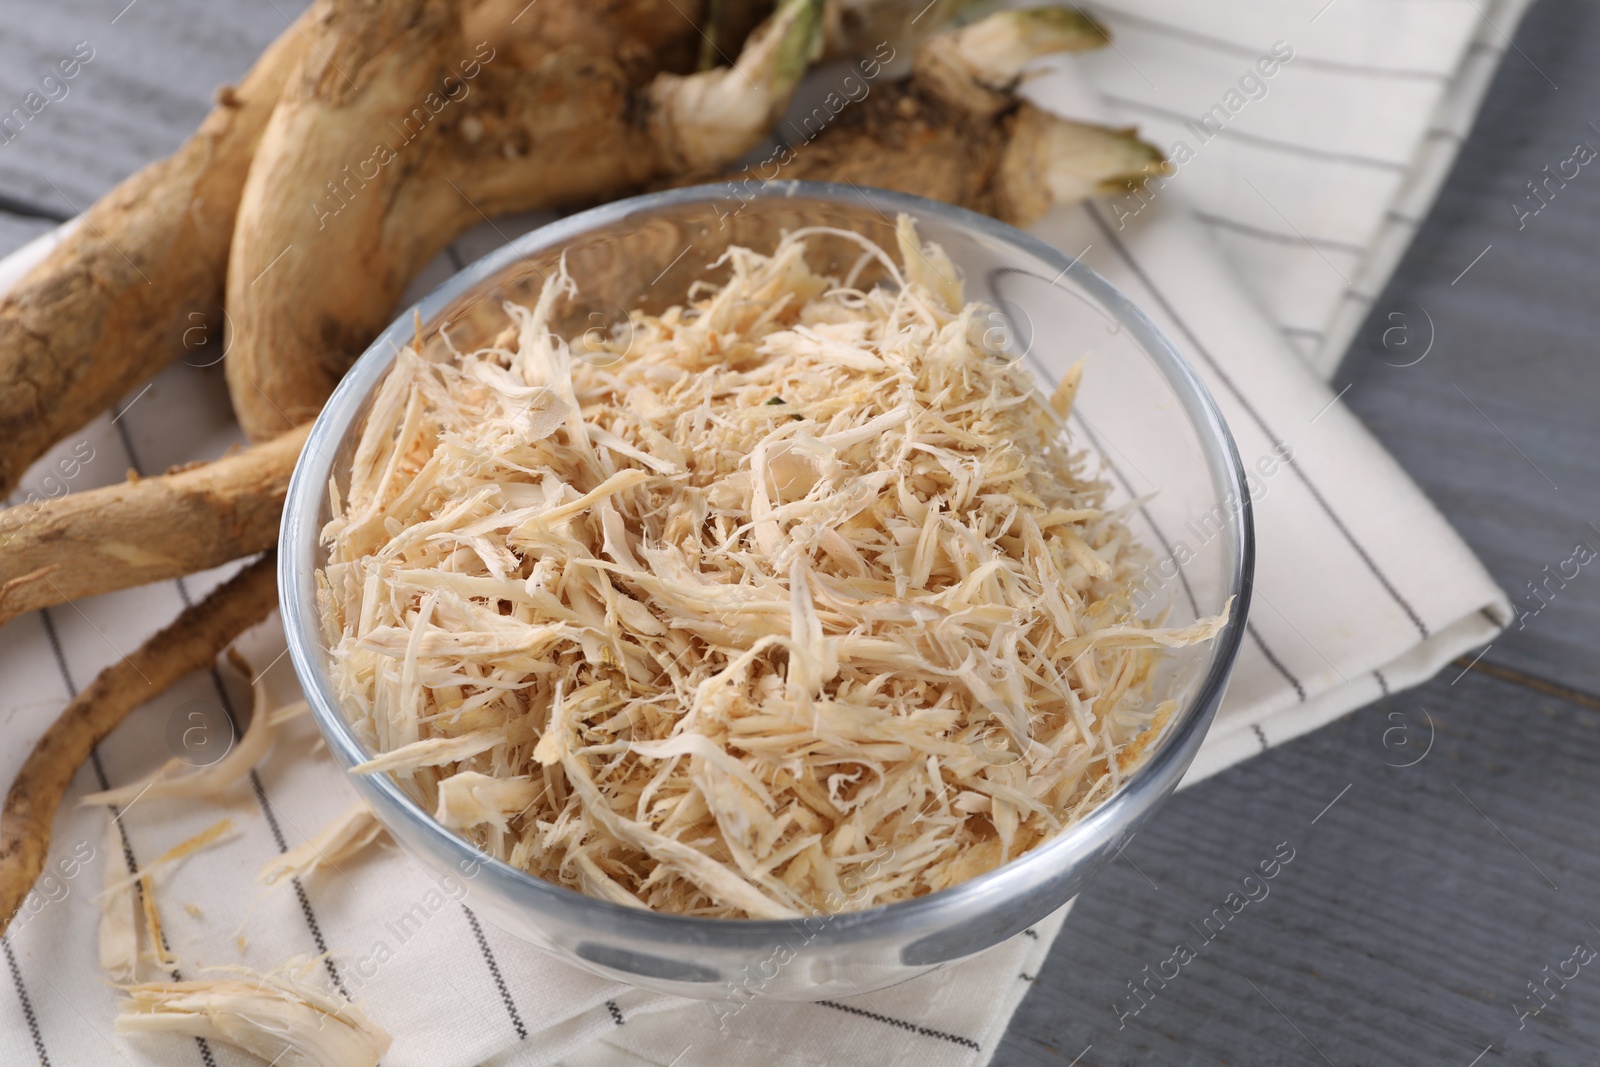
[0,0,1523,1064]
[1076,0,1539,378]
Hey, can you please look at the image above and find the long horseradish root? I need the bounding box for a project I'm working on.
[0,554,278,932]
[0,424,308,627]
[226,0,826,441]
[317,221,1225,918]
[0,8,316,497]
[752,10,1166,223]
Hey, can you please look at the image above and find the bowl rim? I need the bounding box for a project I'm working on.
[279,180,1255,948]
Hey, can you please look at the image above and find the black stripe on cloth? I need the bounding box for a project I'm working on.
[117,407,356,1006]
[1251,723,1270,752]
[38,605,74,696]
[606,999,624,1026]
[1046,381,1203,617]
[1093,417,1304,693]
[82,770,213,1067]
[1024,298,1307,732]
[89,678,218,1067]
[2,935,50,1067]
[0,193,71,223]
[462,906,527,1040]
[1082,6,1455,81]
[1375,669,1391,696]
[110,418,144,481]
[205,665,354,1001]
[38,615,142,827]
[1016,322,1208,616]
[1102,94,1411,173]
[251,774,351,1000]
[816,1001,981,1050]
[1197,211,1367,257]
[1247,621,1307,702]
[37,610,217,1067]
[1086,206,1431,639]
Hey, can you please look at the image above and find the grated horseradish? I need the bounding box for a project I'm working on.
[316,217,1225,919]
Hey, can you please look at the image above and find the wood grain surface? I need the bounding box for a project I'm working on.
[1,0,1596,1064]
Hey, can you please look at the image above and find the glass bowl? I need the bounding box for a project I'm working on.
[279,181,1253,1001]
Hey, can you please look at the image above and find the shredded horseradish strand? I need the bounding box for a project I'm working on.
[318,217,1227,918]
[116,958,390,1067]
[82,650,286,809]
[258,801,386,889]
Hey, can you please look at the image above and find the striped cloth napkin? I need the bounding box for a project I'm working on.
[0,0,1524,1064]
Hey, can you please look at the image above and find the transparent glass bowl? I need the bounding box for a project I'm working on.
[279,182,1253,1001]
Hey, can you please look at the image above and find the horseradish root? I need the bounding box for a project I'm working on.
[742,9,1166,224]
[317,222,1224,917]
[0,6,316,497]
[225,0,473,440]
[913,8,1108,117]
[463,0,707,79]
[226,0,825,441]
[0,423,309,628]
[0,554,278,933]
[764,94,1162,226]
[646,0,824,171]
[117,958,390,1067]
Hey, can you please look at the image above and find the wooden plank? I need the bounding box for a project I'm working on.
[0,215,55,260]
[1336,0,1600,693]
[997,659,1600,1065]
[0,0,303,217]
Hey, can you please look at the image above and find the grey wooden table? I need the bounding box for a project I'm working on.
[1,1,1595,1064]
